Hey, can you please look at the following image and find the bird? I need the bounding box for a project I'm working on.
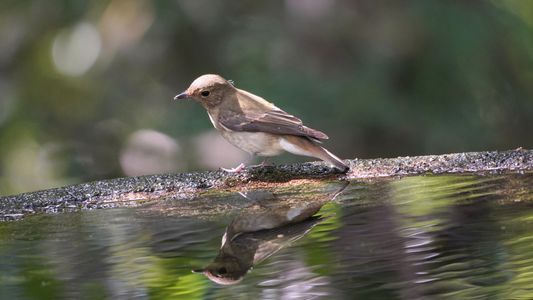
[174,74,349,173]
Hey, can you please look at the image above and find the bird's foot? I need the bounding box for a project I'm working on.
[248,159,273,168]
[259,159,272,167]
[221,163,246,173]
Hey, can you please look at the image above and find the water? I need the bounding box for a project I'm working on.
[1,173,532,299]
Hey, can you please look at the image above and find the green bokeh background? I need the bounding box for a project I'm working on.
[0,0,532,195]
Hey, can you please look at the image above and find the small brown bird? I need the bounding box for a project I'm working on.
[174,74,349,172]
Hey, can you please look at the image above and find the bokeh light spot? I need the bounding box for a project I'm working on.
[51,22,101,77]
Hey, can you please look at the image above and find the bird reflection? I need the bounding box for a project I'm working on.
[193,183,347,285]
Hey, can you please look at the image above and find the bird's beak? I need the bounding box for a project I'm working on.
[174,91,189,100]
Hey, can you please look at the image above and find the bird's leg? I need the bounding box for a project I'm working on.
[221,163,246,173]
[220,154,255,173]
[248,158,273,168]
[258,158,272,167]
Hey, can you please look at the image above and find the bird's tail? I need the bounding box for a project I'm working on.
[280,136,350,172]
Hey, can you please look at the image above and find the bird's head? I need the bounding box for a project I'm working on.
[192,258,246,285]
[174,74,235,108]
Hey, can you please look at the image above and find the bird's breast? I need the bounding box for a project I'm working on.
[220,131,283,156]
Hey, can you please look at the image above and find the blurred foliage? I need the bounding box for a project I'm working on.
[0,0,532,195]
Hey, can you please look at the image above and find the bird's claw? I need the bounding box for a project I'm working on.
[221,163,246,173]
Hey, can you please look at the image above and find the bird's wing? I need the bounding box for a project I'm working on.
[218,109,329,140]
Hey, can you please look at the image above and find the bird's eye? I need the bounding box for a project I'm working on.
[200,90,210,97]
[218,267,227,275]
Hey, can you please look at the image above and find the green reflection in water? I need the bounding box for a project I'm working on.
[302,201,342,277]
[0,173,532,299]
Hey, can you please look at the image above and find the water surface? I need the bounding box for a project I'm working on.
[1,173,532,299]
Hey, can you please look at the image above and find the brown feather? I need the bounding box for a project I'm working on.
[217,89,329,140]
[281,135,349,171]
